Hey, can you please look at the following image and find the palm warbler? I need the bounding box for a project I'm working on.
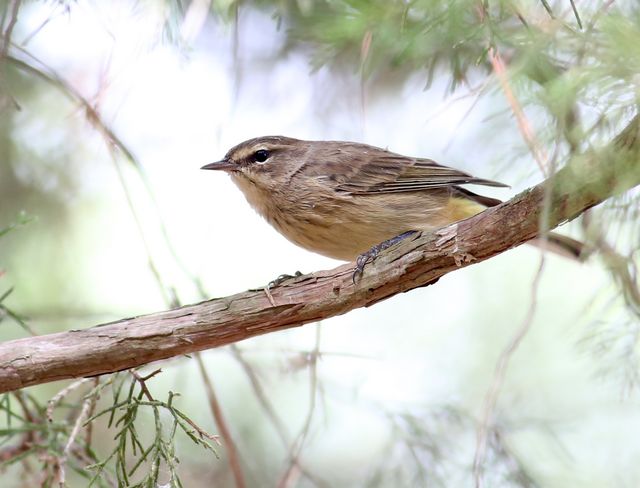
[202,136,583,263]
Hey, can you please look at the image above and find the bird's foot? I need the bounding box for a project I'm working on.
[268,271,303,289]
[352,231,418,284]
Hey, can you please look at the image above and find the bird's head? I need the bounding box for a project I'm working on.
[202,136,307,190]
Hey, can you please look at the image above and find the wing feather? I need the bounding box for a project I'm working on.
[332,150,508,194]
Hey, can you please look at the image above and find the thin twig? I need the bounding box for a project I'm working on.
[423,79,489,126]
[359,29,372,135]
[12,390,35,423]
[1,0,20,59]
[6,46,206,297]
[179,409,222,444]
[180,0,213,44]
[472,256,546,488]
[230,345,288,446]
[581,213,640,317]
[0,0,21,110]
[130,369,163,404]
[71,444,117,488]
[83,385,99,457]
[21,1,68,46]
[46,378,92,422]
[568,0,582,29]
[539,0,554,18]
[230,345,325,486]
[56,378,99,487]
[472,97,560,485]
[278,325,321,488]
[0,289,37,336]
[442,79,493,153]
[231,2,242,107]
[586,0,617,32]
[195,353,246,488]
[488,48,548,176]
[0,391,37,464]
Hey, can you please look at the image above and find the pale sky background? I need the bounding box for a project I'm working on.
[2,1,640,487]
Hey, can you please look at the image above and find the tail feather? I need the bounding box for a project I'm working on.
[452,186,587,261]
[530,232,587,261]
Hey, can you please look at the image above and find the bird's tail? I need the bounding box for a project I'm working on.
[451,188,587,261]
[530,232,587,261]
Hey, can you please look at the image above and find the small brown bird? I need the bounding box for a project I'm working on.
[202,136,583,265]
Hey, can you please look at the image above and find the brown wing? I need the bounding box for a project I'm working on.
[328,146,508,195]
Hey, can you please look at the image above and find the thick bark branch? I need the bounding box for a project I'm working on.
[1,117,639,393]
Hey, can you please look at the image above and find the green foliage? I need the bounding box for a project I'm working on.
[0,287,31,333]
[0,390,101,486]
[0,372,218,487]
[0,213,34,334]
[247,1,568,83]
[279,0,497,85]
[0,211,34,239]
[85,372,219,488]
[232,0,640,141]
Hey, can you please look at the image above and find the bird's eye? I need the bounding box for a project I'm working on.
[254,149,270,163]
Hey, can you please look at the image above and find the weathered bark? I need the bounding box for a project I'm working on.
[0,117,638,394]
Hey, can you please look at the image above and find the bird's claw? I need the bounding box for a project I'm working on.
[268,271,303,289]
[352,230,419,285]
[352,252,375,284]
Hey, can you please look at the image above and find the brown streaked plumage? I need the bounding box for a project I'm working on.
[202,136,583,261]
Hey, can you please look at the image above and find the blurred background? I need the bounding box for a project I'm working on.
[1,1,639,487]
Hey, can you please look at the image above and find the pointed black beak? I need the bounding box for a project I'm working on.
[201,159,236,171]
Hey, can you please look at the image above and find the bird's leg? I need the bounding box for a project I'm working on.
[352,230,418,284]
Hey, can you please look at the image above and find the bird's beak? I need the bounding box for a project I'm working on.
[201,159,236,171]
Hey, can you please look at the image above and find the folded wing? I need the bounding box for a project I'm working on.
[333,152,508,195]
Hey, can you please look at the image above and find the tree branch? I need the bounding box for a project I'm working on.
[1,116,639,394]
